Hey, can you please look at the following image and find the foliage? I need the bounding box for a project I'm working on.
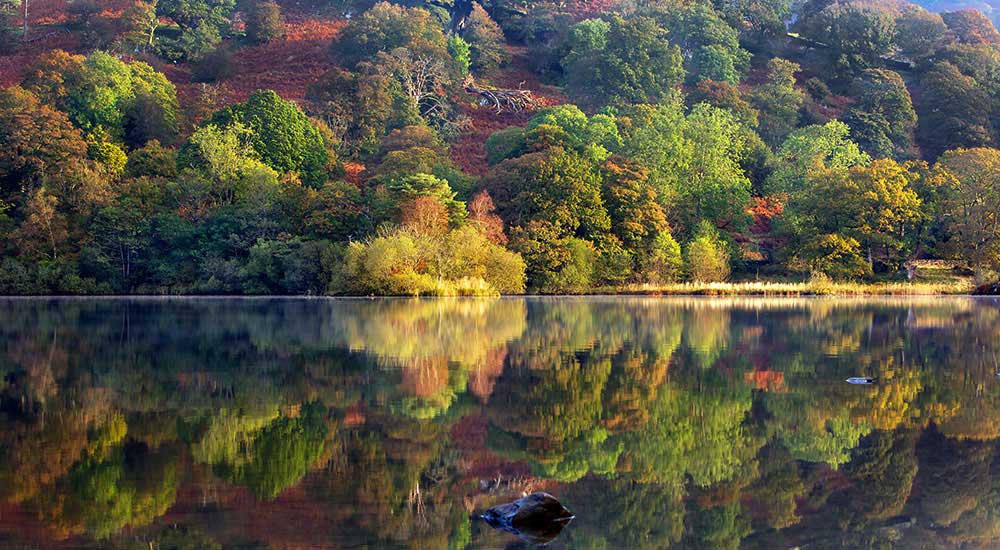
[844,69,917,159]
[917,62,994,160]
[337,225,526,295]
[562,15,684,108]
[246,0,285,43]
[460,3,507,73]
[749,58,804,146]
[208,90,331,187]
[331,2,450,69]
[935,148,1000,271]
[685,221,732,282]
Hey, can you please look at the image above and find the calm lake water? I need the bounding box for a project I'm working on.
[1,296,1000,549]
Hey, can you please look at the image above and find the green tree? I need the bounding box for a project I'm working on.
[643,231,684,284]
[844,69,916,158]
[675,104,752,231]
[157,0,234,31]
[656,2,750,84]
[917,62,994,160]
[712,0,791,47]
[209,90,331,186]
[218,406,328,499]
[749,58,804,146]
[685,221,731,282]
[767,120,870,194]
[331,2,450,69]
[562,15,684,108]
[797,1,897,76]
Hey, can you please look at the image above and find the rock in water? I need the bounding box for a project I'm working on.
[481,492,575,544]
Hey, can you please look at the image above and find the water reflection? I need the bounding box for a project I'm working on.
[0,297,999,548]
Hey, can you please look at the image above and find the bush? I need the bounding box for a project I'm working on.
[191,46,237,83]
[684,222,731,282]
[643,231,683,284]
[246,0,284,43]
[334,225,525,295]
[126,140,179,178]
[542,238,595,293]
[803,233,872,280]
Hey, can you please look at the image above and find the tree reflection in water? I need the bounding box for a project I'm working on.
[0,296,999,548]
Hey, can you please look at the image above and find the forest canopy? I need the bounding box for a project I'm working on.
[1,0,1000,294]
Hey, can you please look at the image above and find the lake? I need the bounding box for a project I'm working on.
[1,296,999,549]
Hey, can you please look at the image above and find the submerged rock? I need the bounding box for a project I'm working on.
[481,492,575,544]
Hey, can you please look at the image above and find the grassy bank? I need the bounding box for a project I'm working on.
[613,281,975,296]
[605,277,977,296]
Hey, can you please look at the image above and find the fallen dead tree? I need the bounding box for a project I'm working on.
[464,76,540,114]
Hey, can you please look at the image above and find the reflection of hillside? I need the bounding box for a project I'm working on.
[0,298,999,547]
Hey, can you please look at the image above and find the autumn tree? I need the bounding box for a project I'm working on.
[689,80,759,127]
[459,2,506,73]
[789,159,924,275]
[941,9,1000,46]
[894,5,949,64]
[0,86,89,197]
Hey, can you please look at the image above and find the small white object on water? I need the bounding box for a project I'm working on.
[846,377,876,385]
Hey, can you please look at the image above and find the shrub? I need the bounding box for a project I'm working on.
[684,221,731,282]
[334,225,525,295]
[191,46,237,83]
[542,238,595,293]
[643,231,683,284]
[246,0,284,43]
[803,233,872,280]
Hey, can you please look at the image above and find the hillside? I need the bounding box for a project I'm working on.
[0,0,999,298]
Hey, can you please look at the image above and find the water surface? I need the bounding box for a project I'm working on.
[1,296,999,549]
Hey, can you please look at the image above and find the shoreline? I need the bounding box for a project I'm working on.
[0,281,993,299]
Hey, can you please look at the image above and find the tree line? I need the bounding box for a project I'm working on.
[1,0,1000,294]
